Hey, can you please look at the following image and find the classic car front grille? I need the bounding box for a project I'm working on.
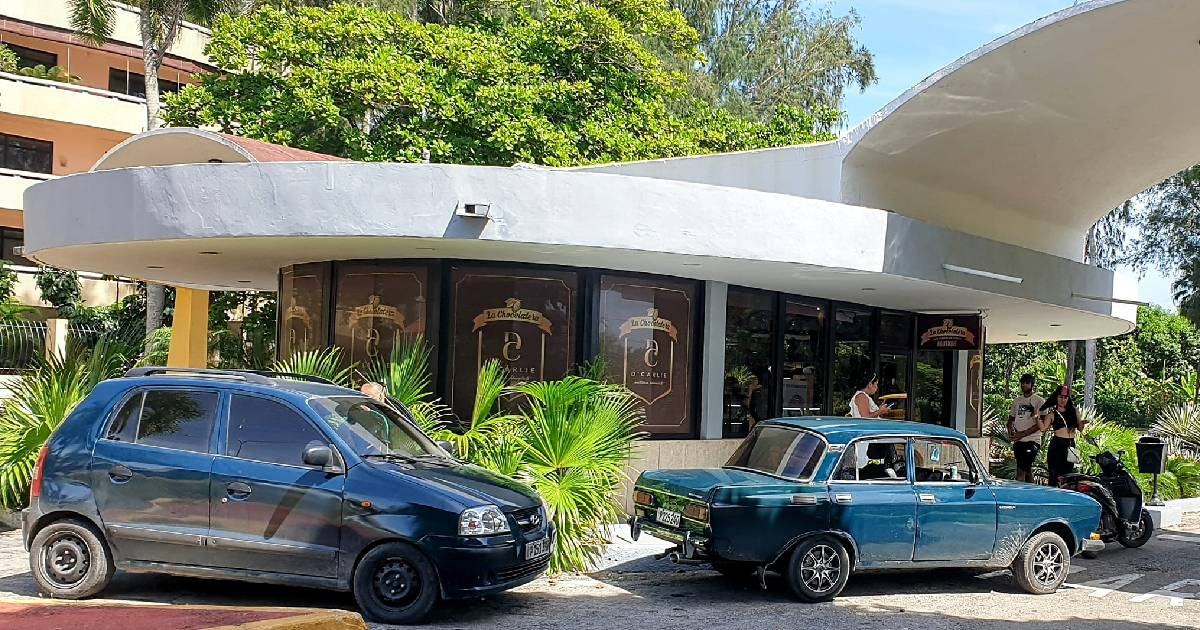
[493,556,550,583]
[511,506,543,533]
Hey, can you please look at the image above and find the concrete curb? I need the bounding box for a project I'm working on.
[1147,497,1200,529]
[0,598,367,630]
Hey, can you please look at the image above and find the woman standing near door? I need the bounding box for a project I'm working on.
[1042,385,1084,486]
[849,374,892,419]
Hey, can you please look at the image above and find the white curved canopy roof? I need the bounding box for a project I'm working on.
[840,0,1200,258]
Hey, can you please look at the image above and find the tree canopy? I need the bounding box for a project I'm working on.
[165,2,839,166]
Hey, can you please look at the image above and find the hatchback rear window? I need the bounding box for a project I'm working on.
[725,426,825,479]
[105,389,219,454]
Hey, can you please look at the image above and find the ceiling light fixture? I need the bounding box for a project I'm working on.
[237,280,252,283]
[200,251,221,255]
[861,287,877,291]
[146,265,164,269]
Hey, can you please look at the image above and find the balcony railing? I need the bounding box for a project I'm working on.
[0,70,146,104]
[0,71,146,134]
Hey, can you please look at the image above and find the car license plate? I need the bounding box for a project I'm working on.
[525,536,551,561]
[656,508,682,528]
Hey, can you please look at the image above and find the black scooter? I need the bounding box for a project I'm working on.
[1057,450,1154,553]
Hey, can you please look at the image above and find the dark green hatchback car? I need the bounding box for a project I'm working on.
[630,418,1103,601]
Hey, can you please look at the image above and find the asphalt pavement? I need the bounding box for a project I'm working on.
[2,514,1198,629]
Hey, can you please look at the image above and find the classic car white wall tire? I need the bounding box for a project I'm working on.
[785,536,850,602]
[29,519,114,599]
[1011,531,1070,595]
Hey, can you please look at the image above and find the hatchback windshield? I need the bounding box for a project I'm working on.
[725,425,825,479]
[308,396,442,458]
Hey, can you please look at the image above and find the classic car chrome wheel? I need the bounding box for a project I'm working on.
[800,544,841,594]
[786,536,850,602]
[1012,531,1070,595]
[1031,542,1065,588]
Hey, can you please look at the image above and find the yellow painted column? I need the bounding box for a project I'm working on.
[166,287,210,368]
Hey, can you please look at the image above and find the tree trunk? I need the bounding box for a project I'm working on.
[145,283,165,337]
[140,8,172,339]
[1084,339,1097,407]
[1066,340,1077,389]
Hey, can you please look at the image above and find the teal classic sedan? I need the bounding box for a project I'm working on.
[630,419,1103,601]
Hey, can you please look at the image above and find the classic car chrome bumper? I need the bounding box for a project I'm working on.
[629,516,710,559]
[1081,537,1105,553]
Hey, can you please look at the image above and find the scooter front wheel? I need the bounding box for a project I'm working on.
[1118,509,1155,548]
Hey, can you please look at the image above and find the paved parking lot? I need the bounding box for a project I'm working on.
[3,515,1198,629]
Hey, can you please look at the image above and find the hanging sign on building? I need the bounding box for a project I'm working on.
[917,314,982,350]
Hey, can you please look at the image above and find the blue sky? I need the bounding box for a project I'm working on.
[826,0,1177,309]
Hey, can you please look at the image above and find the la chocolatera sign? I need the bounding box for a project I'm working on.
[917,314,982,351]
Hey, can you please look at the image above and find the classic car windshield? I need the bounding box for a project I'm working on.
[307,396,442,458]
[725,425,825,479]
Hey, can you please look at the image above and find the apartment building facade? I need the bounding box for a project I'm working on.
[0,0,211,315]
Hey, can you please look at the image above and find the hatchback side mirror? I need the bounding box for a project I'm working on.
[303,443,341,473]
[436,440,457,457]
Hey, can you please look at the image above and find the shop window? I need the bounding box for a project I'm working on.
[723,289,774,438]
[782,299,827,417]
[0,133,52,174]
[449,267,576,421]
[878,311,912,419]
[599,275,697,437]
[4,43,57,70]
[108,68,183,98]
[0,228,32,266]
[334,264,428,366]
[831,306,873,416]
[914,350,953,427]
[279,263,330,359]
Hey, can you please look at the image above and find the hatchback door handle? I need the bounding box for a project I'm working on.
[108,465,133,483]
[225,482,252,500]
[919,493,937,504]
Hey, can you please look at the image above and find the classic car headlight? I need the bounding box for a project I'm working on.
[459,505,510,536]
[683,503,709,522]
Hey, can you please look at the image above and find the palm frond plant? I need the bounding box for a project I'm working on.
[509,376,645,573]
[1166,456,1200,499]
[446,359,518,461]
[1153,403,1200,452]
[0,340,128,508]
[273,346,355,387]
[364,336,453,437]
[136,326,173,366]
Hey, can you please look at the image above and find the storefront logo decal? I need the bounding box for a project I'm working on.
[920,318,977,349]
[620,308,676,405]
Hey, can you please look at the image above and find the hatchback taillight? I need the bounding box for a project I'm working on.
[29,446,49,499]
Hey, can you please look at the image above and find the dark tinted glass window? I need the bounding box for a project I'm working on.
[723,289,774,438]
[832,306,874,415]
[105,392,143,442]
[107,68,182,98]
[1,134,53,174]
[135,390,219,453]
[782,299,827,416]
[5,43,57,69]
[227,395,327,466]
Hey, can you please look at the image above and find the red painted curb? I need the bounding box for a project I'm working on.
[0,602,300,630]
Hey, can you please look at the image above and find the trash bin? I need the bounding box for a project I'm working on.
[1135,436,1168,475]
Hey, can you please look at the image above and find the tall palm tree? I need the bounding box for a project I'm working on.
[1172,257,1200,327]
[68,0,239,336]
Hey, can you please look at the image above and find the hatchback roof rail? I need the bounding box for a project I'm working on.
[247,370,337,385]
[124,367,275,385]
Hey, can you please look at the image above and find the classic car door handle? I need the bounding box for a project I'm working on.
[918,493,937,504]
[833,493,853,504]
[108,465,133,483]
[225,482,252,500]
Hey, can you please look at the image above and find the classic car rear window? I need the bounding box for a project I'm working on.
[725,426,824,479]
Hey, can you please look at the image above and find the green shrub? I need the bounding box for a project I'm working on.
[273,346,354,386]
[0,45,16,73]
[1154,403,1200,452]
[0,340,129,508]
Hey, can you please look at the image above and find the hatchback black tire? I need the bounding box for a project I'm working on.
[29,519,114,599]
[1118,509,1155,548]
[353,542,439,625]
[785,536,850,602]
[1012,531,1070,595]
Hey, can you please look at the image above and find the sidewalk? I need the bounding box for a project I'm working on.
[0,599,366,630]
[1147,497,1200,528]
